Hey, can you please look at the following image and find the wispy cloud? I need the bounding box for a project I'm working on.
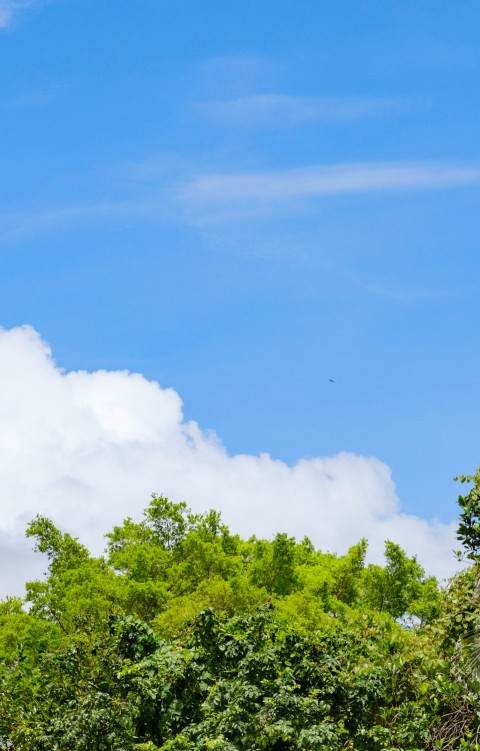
[0,153,189,243]
[199,94,405,125]
[179,160,480,223]
[0,0,46,29]
[0,197,171,244]
[3,158,480,244]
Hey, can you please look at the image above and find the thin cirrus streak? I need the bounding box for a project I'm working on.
[180,161,480,210]
[0,197,168,244]
[199,94,405,125]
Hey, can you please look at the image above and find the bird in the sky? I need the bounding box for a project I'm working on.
[328,378,334,383]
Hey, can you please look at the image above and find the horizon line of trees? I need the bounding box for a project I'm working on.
[2,468,480,749]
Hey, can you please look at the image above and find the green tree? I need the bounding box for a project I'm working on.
[456,468,480,561]
[0,491,458,749]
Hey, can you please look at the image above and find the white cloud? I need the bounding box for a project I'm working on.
[200,94,404,125]
[180,161,480,223]
[0,326,459,596]
[0,0,43,29]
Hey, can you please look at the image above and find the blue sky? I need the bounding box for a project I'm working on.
[1,0,480,572]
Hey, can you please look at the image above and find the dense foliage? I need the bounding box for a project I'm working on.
[1,473,480,750]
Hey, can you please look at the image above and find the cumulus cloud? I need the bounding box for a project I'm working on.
[0,326,458,596]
